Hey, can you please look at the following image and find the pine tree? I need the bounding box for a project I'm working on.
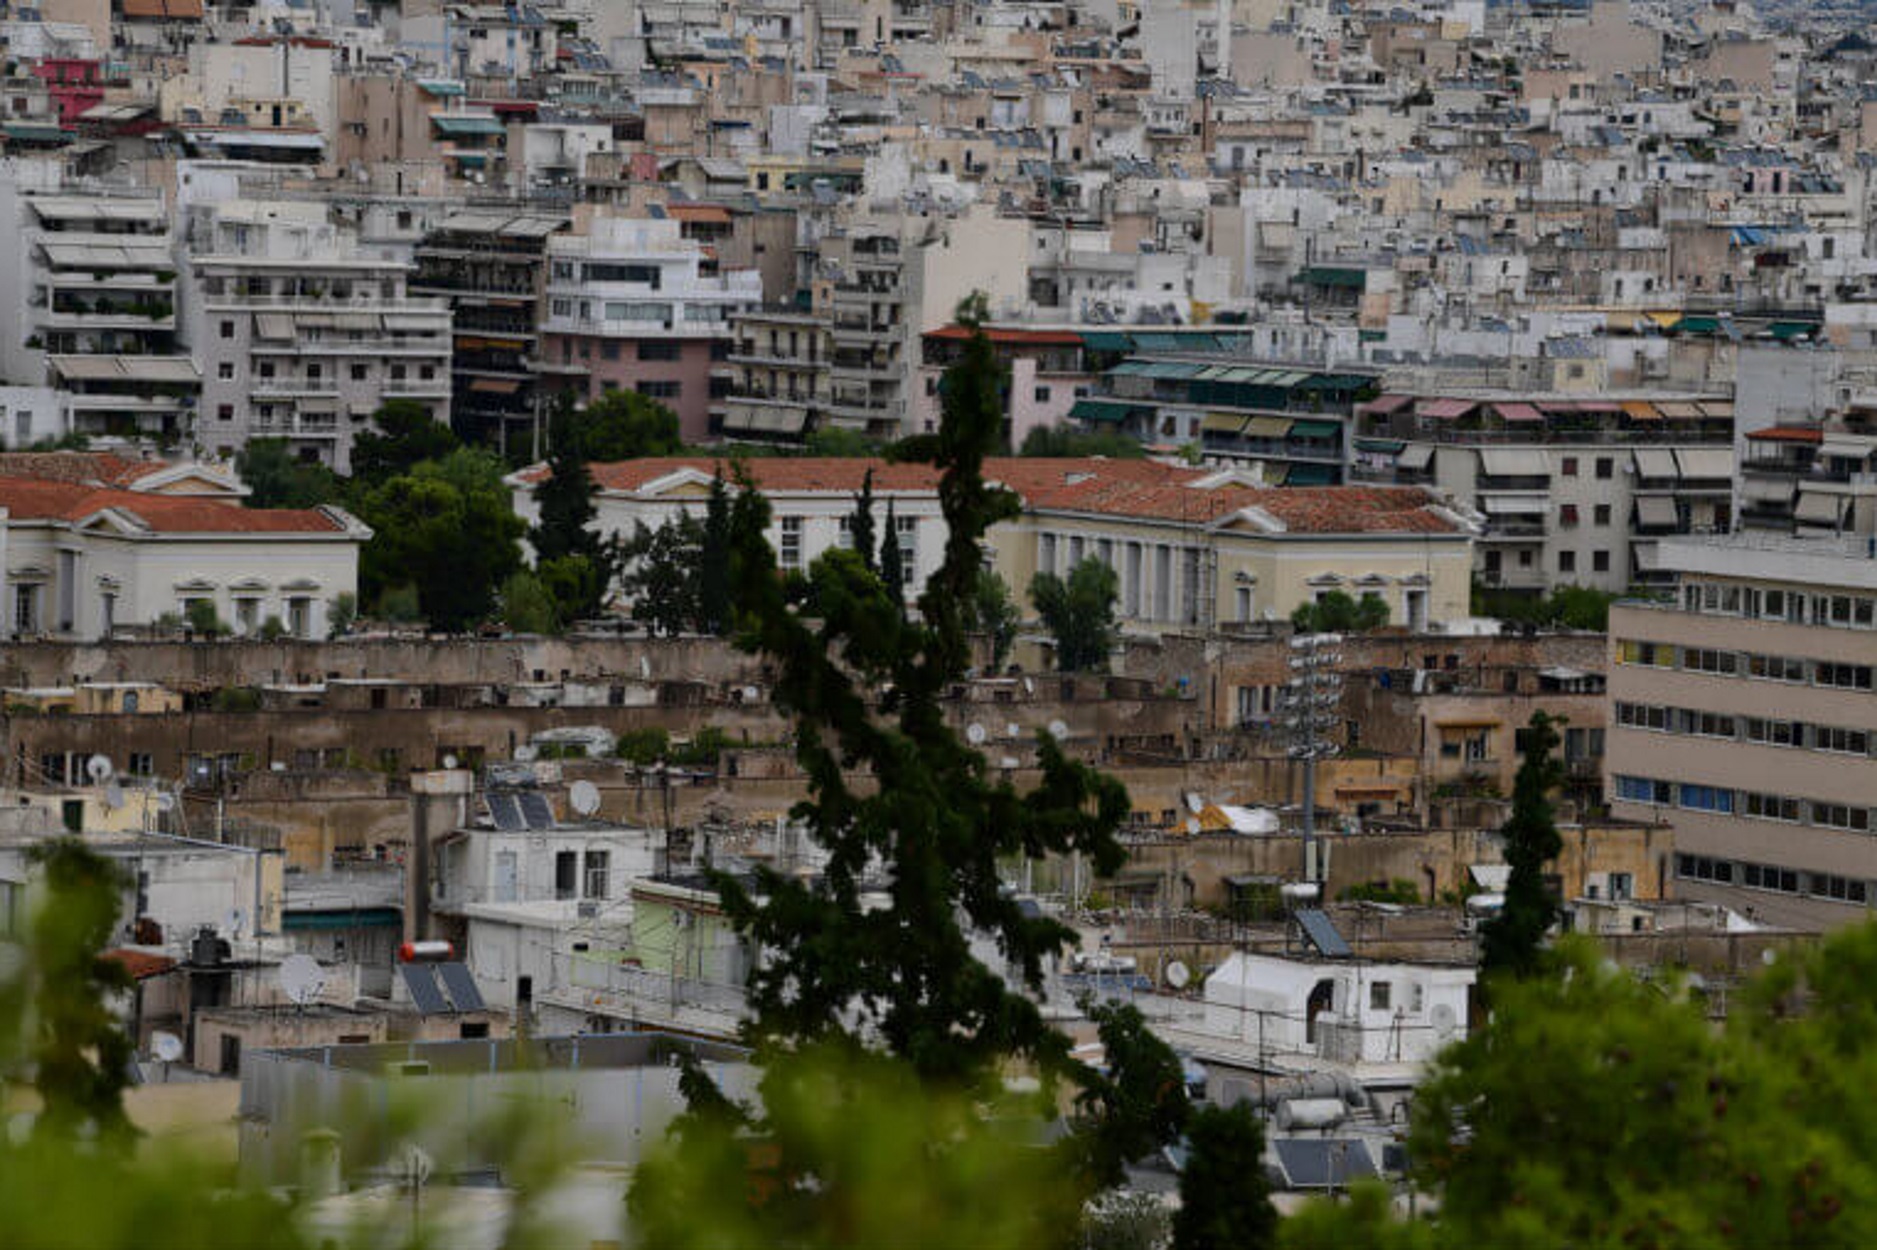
[712,293,1128,1087]
[878,496,905,607]
[1171,1105,1278,1250]
[850,467,878,575]
[1480,711,1565,980]
[697,472,732,636]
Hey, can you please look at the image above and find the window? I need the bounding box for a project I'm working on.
[1816,663,1873,690]
[1743,792,1799,822]
[1809,873,1867,904]
[1677,854,1733,884]
[351,364,367,381]
[217,404,234,421]
[554,851,577,900]
[1034,385,1052,403]
[1560,456,1578,476]
[1616,702,1670,731]
[13,584,38,634]
[1683,648,1736,675]
[637,380,681,400]
[1616,775,1672,804]
[583,849,609,899]
[1811,802,1870,832]
[220,320,235,339]
[1595,457,1614,479]
[639,340,680,361]
[287,597,311,637]
[1680,710,1735,738]
[896,515,917,587]
[1560,504,1579,526]
[1559,551,1576,573]
[1744,717,1802,747]
[218,362,234,380]
[1594,503,1611,525]
[1813,725,1869,755]
[1678,783,1733,814]
[1369,981,1391,1011]
[779,517,802,570]
[1618,640,1673,667]
[1748,653,1806,683]
[1592,550,1610,573]
[1742,863,1800,893]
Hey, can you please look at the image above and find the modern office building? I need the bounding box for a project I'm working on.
[1607,533,1877,927]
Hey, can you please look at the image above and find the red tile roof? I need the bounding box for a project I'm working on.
[566,457,1462,536]
[0,479,347,534]
[1745,425,1822,444]
[0,451,169,487]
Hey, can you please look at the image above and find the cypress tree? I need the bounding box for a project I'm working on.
[1480,711,1565,980]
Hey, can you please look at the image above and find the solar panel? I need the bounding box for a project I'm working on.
[437,962,486,1013]
[518,791,555,830]
[486,792,524,831]
[399,962,448,1015]
[1273,1138,1377,1189]
[1295,908,1353,958]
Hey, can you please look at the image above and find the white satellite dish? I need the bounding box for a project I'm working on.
[151,1031,184,1063]
[1022,677,1035,696]
[103,781,125,811]
[1430,1002,1459,1040]
[1185,816,1200,835]
[441,753,460,770]
[279,954,326,1006]
[1165,960,1191,990]
[86,754,114,783]
[569,779,601,817]
[639,655,651,680]
[966,722,987,745]
[514,744,538,763]
[1048,719,1069,739]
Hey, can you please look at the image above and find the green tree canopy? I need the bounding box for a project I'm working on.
[353,447,524,632]
[235,439,344,509]
[973,568,1021,672]
[351,399,461,486]
[1031,556,1120,672]
[1073,1001,1192,1189]
[499,569,559,634]
[617,514,705,636]
[567,389,682,462]
[1174,1104,1278,1250]
[1020,426,1146,459]
[1479,711,1564,981]
[850,468,878,576]
[1291,590,1389,634]
[697,472,732,635]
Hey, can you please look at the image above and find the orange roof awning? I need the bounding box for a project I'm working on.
[469,377,522,395]
[1621,401,1661,421]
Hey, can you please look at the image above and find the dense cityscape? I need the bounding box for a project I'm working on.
[1,0,1876,1243]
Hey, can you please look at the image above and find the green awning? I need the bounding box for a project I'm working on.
[432,114,506,136]
[1297,266,1366,289]
[1289,419,1342,439]
[1359,329,1386,342]
[5,123,67,142]
[1677,315,1723,335]
[1768,321,1815,341]
[1070,398,1140,424]
[418,79,466,96]
[1355,438,1405,454]
[452,152,489,166]
[1108,360,1157,377]
[1284,463,1337,485]
[283,908,401,930]
[1080,331,1133,352]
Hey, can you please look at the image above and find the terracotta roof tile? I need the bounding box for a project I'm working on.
[0,479,346,534]
[102,948,178,980]
[0,451,168,487]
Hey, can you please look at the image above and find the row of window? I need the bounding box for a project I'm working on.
[1679,579,1877,630]
[1615,701,1874,756]
[1616,775,1872,831]
[1677,854,1870,906]
[1616,639,1874,690]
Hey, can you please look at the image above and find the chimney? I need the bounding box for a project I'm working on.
[405,769,471,944]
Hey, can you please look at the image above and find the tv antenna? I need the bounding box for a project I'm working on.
[569,779,601,817]
[279,954,326,1008]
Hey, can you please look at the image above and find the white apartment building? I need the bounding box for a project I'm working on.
[1608,534,1877,928]
[0,169,199,445]
[184,200,453,471]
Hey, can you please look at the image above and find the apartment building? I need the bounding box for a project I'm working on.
[1607,534,1877,927]
[186,201,453,471]
[0,175,198,444]
[412,208,570,455]
[538,215,760,442]
[1736,402,1877,537]
[1355,391,1735,595]
[712,306,831,444]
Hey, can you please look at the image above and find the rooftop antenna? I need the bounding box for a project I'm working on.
[568,779,601,818]
[279,954,326,1009]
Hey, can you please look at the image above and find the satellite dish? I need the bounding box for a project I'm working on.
[279,954,326,1006]
[569,779,601,817]
[151,1031,184,1063]
[514,744,538,763]
[1048,719,1069,739]
[1165,960,1191,989]
[86,754,114,783]
[1006,722,1020,737]
[442,754,460,770]
[103,781,125,810]
[1430,1002,1459,1039]
[966,722,987,745]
